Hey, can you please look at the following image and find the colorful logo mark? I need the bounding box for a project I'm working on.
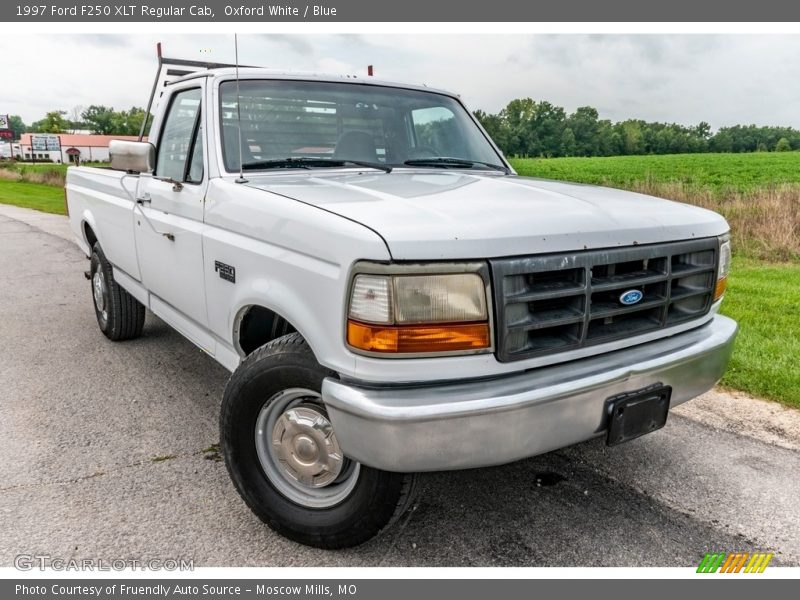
[619,289,644,305]
[697,552,773,573]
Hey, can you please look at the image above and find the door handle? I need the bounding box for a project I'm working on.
[136,193,151,205]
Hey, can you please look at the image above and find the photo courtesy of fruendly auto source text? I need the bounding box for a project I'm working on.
[0,0,798,596]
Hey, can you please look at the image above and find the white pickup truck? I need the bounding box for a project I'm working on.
[66,63,737,549]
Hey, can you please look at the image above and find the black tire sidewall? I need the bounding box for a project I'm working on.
[90,245,114,334]
[220,337,407,547]
[89,242,145,341]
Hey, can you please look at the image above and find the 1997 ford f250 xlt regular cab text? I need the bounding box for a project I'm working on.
[66,58,737,548]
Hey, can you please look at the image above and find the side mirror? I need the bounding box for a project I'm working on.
[109,140,155,174]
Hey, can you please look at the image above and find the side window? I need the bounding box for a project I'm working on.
[156,88,202,182]
[410,106,461,156]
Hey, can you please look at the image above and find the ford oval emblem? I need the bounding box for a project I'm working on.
[619,289,644,306]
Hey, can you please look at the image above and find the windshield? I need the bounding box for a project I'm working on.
[219,79,504,172]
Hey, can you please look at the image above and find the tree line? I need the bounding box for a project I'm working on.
[7,106,153,138]
[473,99,800,156]
[6,98,800,156]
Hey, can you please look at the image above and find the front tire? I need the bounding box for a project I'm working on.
[220,333,417,549]
[89,243,145,341]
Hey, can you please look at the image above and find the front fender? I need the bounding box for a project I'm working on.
[228,276,347,373]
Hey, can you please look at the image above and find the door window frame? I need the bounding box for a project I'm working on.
[154,86,205,186]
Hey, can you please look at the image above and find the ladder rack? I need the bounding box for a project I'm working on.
[139,42,257,140]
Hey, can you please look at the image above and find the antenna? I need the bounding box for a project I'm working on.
[234,34,248,184]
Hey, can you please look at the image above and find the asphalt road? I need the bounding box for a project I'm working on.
[1,206,799,568]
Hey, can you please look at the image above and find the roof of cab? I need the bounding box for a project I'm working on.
[169,67,459,98]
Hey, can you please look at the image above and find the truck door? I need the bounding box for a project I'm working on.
[134,85,209,328]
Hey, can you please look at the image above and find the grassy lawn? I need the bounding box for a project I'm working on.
[511,153,800,262]
[0,180,65,214]
[5,163,70,174]
[0,162,107,188]
[1,162,106,175]
[719,259,800,408]
[510,152,800,195]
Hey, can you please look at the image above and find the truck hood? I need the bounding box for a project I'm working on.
[243,171,728,260]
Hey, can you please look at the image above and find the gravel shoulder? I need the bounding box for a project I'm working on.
[675,388,800,452]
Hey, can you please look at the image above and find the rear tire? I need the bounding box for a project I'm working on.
[89,243,145,341]
[220,333,417,549]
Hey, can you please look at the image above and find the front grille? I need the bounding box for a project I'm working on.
[490,238,719,362]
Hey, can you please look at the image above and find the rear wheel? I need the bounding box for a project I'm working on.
[89,243,145,341]
[220,333,417,548]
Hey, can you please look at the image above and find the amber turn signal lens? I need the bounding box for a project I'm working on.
[714,276,728,301]
[347,320,490,353]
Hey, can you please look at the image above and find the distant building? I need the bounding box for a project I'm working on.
[17,134,145,163]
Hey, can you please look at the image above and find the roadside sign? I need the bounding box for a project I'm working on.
[0,130,12,140]
[0,115,8,129]
[32,134,61,151]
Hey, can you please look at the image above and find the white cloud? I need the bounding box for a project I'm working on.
[314,57,358,75]
[2,34,800,129]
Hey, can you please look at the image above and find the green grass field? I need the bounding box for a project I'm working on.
[1,162,105,175]
[0,153,798,408]
[510,153,800,261]
[720,259,800,408]
[5,152,800,194]
[0,180,64,214]
[5,163,71,174]
[510,152,800,195]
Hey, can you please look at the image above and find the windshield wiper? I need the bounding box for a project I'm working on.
[404,157,509,174]
[241,157,392,173]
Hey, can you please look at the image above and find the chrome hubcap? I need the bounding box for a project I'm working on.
[92,269,108,323]
[255,388,360,508]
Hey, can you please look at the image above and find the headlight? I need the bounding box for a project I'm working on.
[714,235,732,301]
[347,267,491,355]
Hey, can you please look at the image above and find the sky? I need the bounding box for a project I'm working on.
[3,33,800,130]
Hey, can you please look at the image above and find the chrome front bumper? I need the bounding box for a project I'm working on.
[323,315,738,472]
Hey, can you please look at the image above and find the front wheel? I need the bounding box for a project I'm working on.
[220,333,417,549]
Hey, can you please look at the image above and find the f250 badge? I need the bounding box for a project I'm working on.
[619,289,643,305]
[214,261,236,284]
